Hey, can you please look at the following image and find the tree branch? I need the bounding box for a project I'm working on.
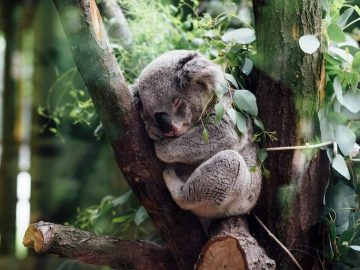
[50,0,207,269]
[23,221,176,270]
[97,0,133,47]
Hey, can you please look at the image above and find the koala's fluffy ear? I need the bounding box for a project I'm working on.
[175,52,225,92]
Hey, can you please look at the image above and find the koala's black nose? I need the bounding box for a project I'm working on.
[154,112,172,134]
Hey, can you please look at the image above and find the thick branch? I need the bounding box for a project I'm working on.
[51,0,206,269]
[196,217,276,270]
[97,0,133,47]
[23,221,176,270]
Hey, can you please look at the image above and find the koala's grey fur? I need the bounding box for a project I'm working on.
[133,50,262,218]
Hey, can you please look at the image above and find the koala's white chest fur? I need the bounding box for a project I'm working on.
[135,50,262,219]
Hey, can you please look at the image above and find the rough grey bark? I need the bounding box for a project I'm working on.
[252,0,327,269]
[23,221,176,270]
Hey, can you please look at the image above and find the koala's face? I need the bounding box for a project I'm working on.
[135,50,225,141]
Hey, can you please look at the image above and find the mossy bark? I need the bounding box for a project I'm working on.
[253,1,327,269]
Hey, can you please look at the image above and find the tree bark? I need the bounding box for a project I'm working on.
[23,221,176,270]
[97,0,132,47]
[196,217,276,270]
[51,0,207,269]
[252,0,327,269]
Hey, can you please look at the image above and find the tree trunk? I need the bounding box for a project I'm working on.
[0,1,21,255]
[52,0,207,269]
[252,0,327,269]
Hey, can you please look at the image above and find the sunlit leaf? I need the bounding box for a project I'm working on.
[349,246,360,252]
[299,35,320,54]
[343,91,360,113]
[332,154,350,180]
[337,8,354,27]
[224,73,239,89]
[242,58,253,75]
[222,28,256,44]
[335,125,356,156]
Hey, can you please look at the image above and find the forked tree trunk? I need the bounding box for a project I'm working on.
[252,1,327,269]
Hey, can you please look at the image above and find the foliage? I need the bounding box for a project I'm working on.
[298,0,360,267]
[71,190,157,241]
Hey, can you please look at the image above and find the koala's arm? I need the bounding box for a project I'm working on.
[155,114,241,164]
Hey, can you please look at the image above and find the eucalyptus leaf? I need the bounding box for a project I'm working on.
[353,51,360,72]
[299,35,320,54]
[335,125,356,156]
[329,47,354,63]
[325,181,355,227]
[202,128,209,144]
[332,154,350,180]
[349,245,360,252]
[227,108,237,124]
[222,28,256,44]
[328,23,346,42]
[236,112,247,134]
[215,82,228,99]
[215,103,224,123]
[224,73,239,89]
[327,111,348,125]
[319,116,335,142]
[233,90,258,116]
[254,118,265,131]
[333,76,344,105]
[134,207,149,226]
[343,91,360,113]
[258,148,268,163]
[338,8,354,27]
[242,58,253,75]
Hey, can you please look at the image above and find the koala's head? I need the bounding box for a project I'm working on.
[134,50,226,141]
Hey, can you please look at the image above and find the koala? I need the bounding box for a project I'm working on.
[133,50,262,218]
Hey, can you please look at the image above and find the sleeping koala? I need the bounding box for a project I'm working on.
[133,50,262,218]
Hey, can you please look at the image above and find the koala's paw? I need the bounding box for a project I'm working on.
[162,167,178,183]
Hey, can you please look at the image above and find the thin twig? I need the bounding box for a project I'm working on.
[266,141,334,151]
[254,214,304,270]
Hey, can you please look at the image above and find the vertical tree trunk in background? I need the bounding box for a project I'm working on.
[0,1,20,255]
[253,0,326,269]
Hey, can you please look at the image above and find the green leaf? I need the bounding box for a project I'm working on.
[299,35,320,54]
[327,23,346,42]
[258,148,268,163]
[134,207,148,226]
[333,76,344,105]
[335,125,356,156]
[327,111,348,125]
[353,51,360,72]
[325,181,356,226]
[254,118,265,131]
[337,8,354,27]
[112,214,133,223]
[227,108,237,124]
[48,128,58,134]
[349,245,360,252]
[224,73,239,89]
[332,154,350,180]
[343,71,359,91]
[215,82,228,99]
[202,128,209,144]
[233,90,258,116]
[343,91,360,113]
[112,190,132,206]
[241,58,253,75]
[221,28,256,44]
[263,168,270,179]
[236,112,247,135]
[215,103,224,123]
